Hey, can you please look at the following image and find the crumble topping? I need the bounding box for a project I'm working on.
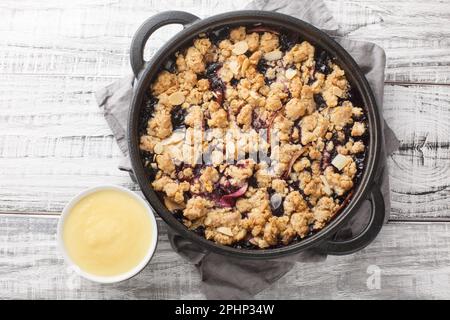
[148,110,173,139]
[139,26,369,249]
[204,208,247,245]
[183,196,213,220]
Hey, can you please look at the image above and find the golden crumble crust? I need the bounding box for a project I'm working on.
[184,196,213,221]
[185,47,205,74]
[199,166,220,193]
[155,152,175,174]
[260,32,279,53]
[139,25,369,249]
[283,191,308,215]
[152,175,189,204]
[204,208,247,245]
[152,71,178,96]
[148,110,173,139]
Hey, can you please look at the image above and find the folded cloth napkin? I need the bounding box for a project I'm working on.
[95,0,400,299]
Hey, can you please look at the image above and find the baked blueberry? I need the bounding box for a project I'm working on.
[170,105,187,129]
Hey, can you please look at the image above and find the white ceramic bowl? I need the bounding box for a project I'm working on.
[57,185,158,284]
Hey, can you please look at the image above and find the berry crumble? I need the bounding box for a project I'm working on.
[138,26,368,249]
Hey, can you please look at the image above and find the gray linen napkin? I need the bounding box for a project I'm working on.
[95,0,399,299]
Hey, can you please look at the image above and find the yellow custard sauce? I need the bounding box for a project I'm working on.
[63,189,153,277]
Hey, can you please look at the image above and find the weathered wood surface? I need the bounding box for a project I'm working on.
[2,214,450,300]
[0,0,449,217]
[327,0,450,84]
[2,0,449,82]
[0,0,449,300]
[1,82,448,218]
[384,85,450,219]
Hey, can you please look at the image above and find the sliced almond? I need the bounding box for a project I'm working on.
[168,91,185,106]
[162,130,185,145]
[331,154,351,171]
[216,226,234,237]
[211,150,224,166]
[154,142,164,154]
[319,175,333,195]
[168,145,183,163]
[219,67,234,82]
[164,196,185,211]
[228,60,240,74]
[263,49,282,61]
[241,58,250,74]
[270,193,283,210]
[182,144,194,164]
[285,68,297,80]
[205,130,214,141]
[212,128,224,139]
[232,40,249,55]
[332,86,343,96]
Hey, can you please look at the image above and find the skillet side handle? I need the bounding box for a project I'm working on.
[130,11,200,78]
[320,186,385,255]
[118,166,137,183]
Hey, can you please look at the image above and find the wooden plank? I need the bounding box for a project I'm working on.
[0,0,447,301]
[0,0,245,78]
[1,81,448,218]
[0,1,448,217]
[1,214,450,299]
[0,0,448,83]
[326,0,450,83]
[384,85,450,219]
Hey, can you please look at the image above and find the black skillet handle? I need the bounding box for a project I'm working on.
[320,185,385,255]
[130,11,200,78]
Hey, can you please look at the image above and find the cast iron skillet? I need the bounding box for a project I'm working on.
[127,10,385,259]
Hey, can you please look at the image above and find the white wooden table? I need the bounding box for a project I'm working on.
[1,0,449,299]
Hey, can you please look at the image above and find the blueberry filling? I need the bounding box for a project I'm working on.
[141,150,154,164]
[256,59,275,86]
[139,25,370,250]
[315,50,332,75]
[206,62,222,77]
[193,225,205,237]
[308,224,315,235]
[206,62,225,105]
[208,76,225,92]
[342,124,353,139]
[218,179,241,195]
[192,164,203,177]
[256,58,270,75]
[346,88,364,108]
[141,151,157,180]
[139,95,158,135]
[279,32,298,52]
[206,63,225,89]
[268,188,284,216]
[171,105,187,129]
[232,239,258,250]
[173,209,184,223]
[247,175,258,188]
[163,57,177,73]
[208,27,230,45]
[321,150,332,171]
[175,162,187,172]
[314,93,327,110]
[251,111,267,131]
[354,152,366,183]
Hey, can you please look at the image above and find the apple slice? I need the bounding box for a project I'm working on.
[331,154,351,171]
